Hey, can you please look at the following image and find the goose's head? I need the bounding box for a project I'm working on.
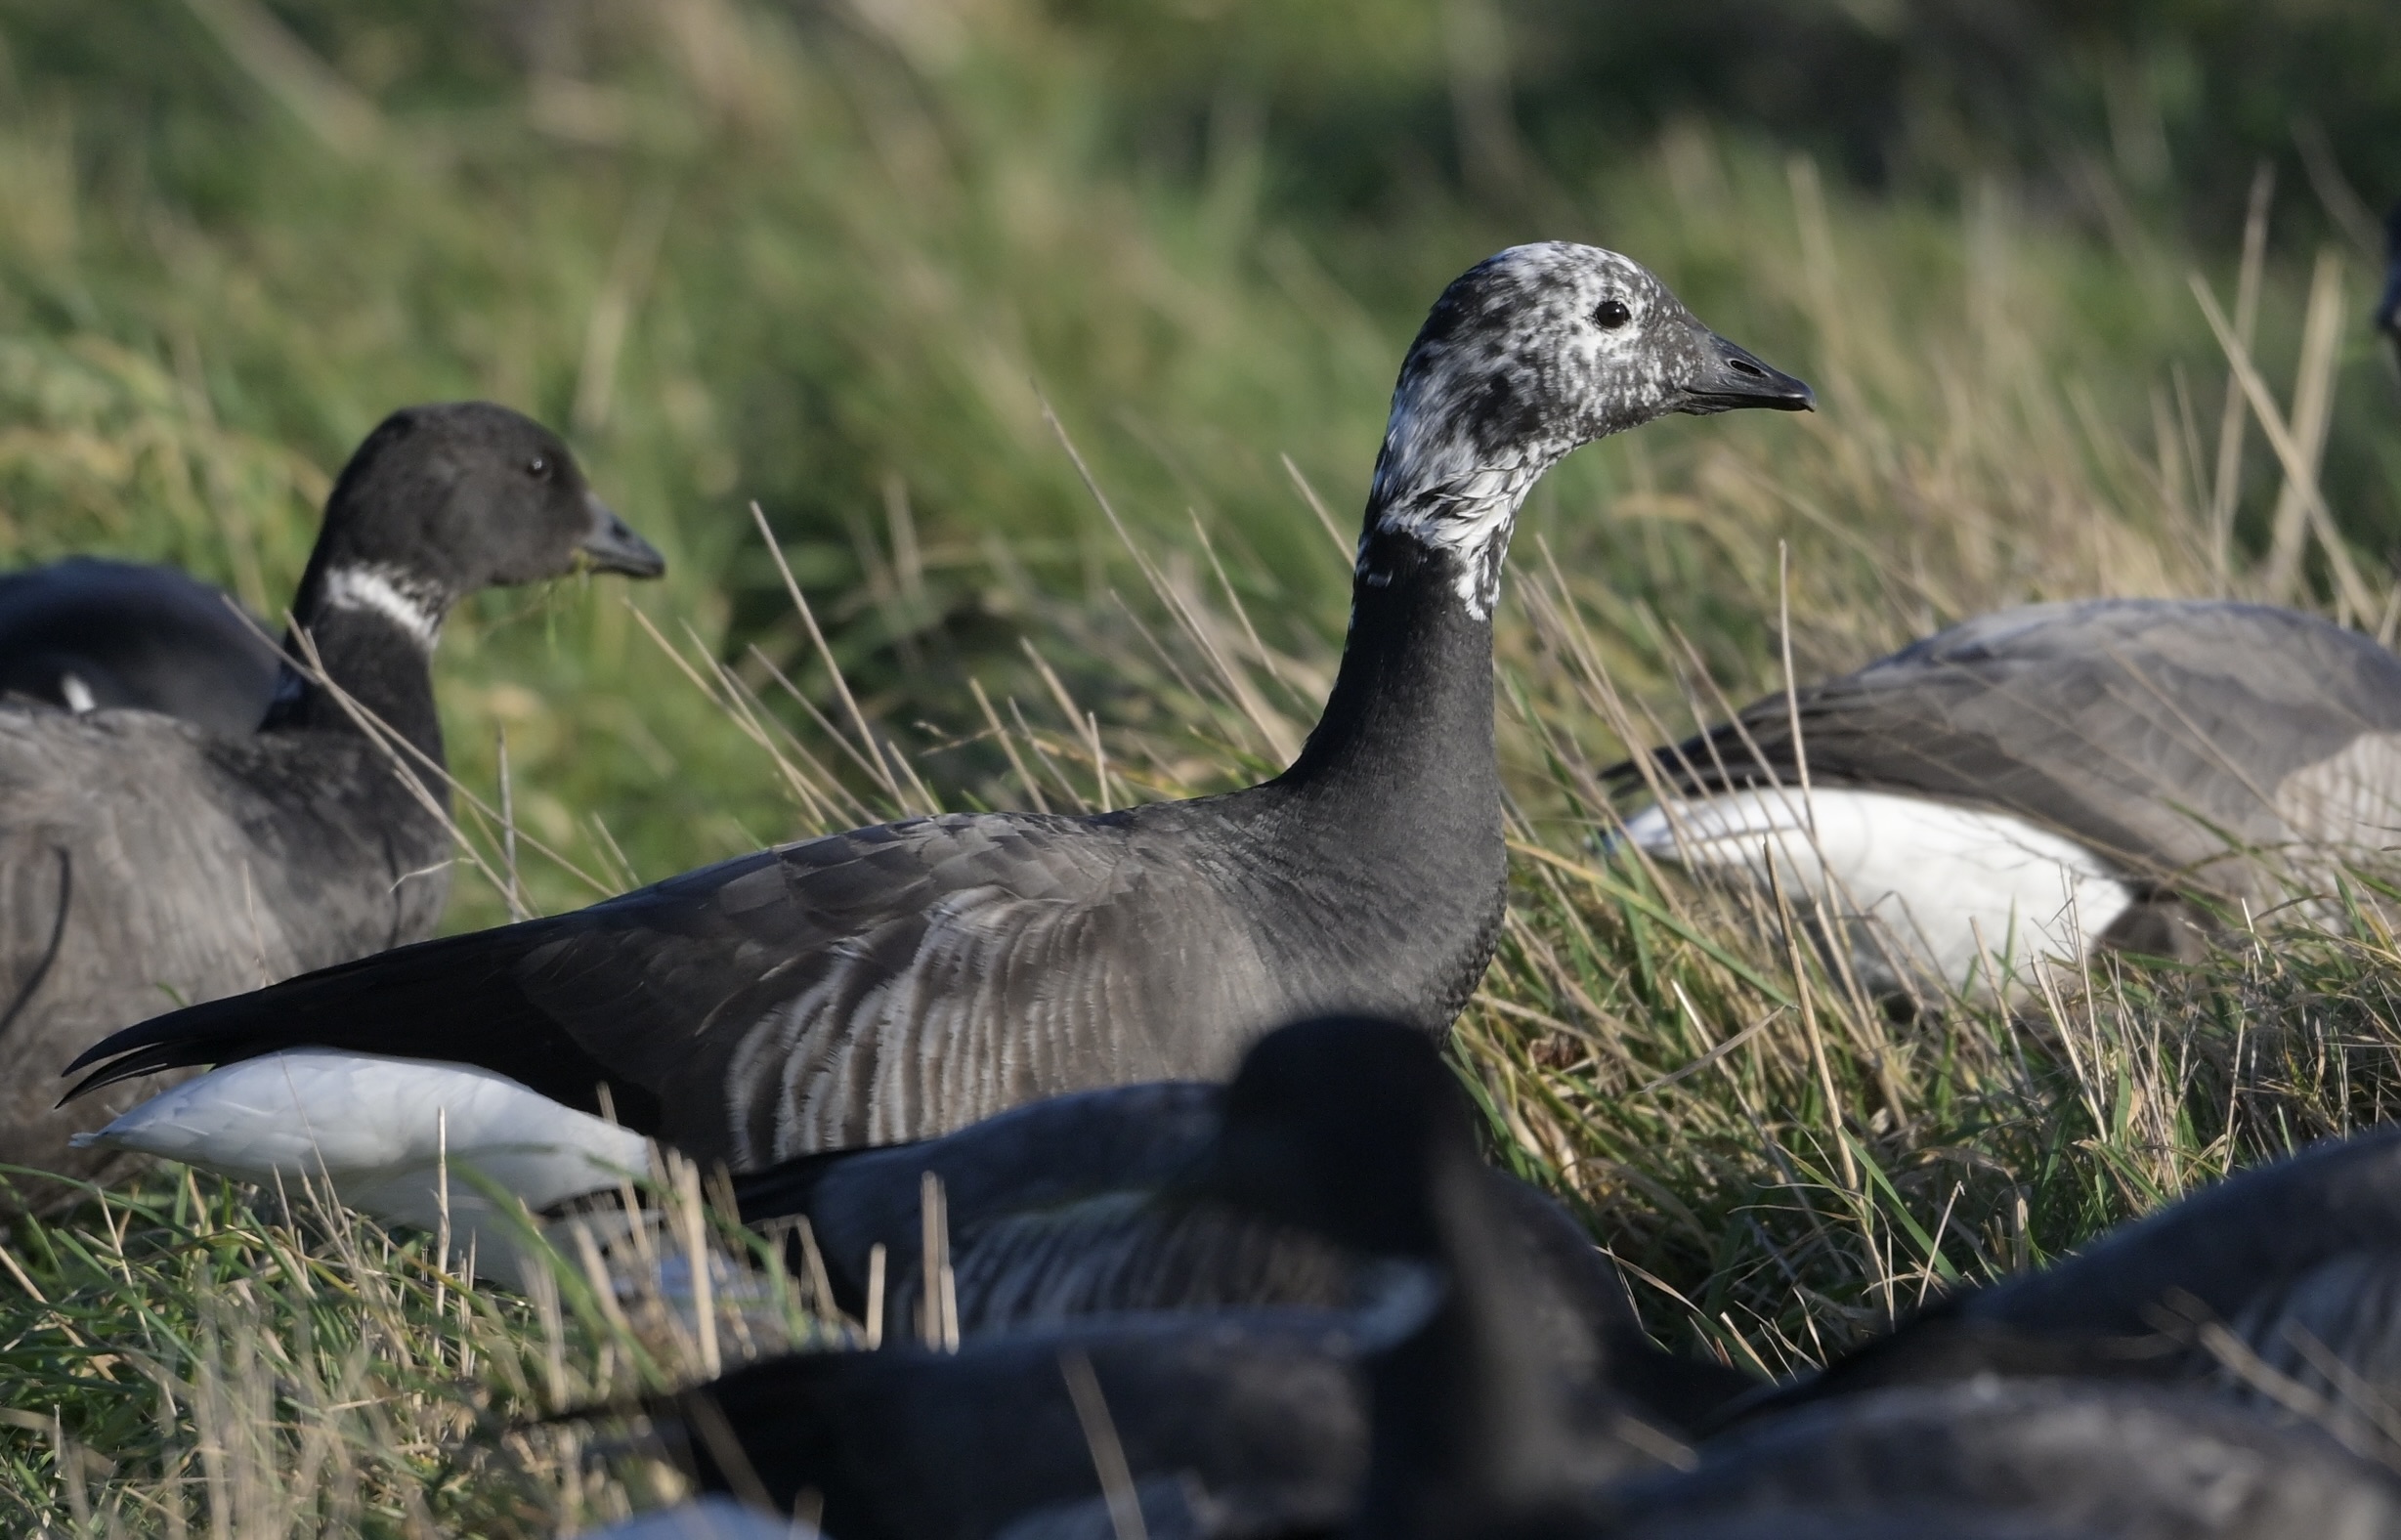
[1368,242,1811,618]
[1202,1015,1471,1260]
[305,403,665,648]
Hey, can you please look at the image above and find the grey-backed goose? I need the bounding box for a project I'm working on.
[0,557,283,733]
[1615,599,2401,997]
[1,403,663,1201]
[65,244,1812,1207]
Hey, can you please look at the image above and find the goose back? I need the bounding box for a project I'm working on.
[1631,600,2401,900]
[1617,600,2401,994]
[0,557,282,732]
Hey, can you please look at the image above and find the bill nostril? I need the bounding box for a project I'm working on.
[1729,358,1767,378]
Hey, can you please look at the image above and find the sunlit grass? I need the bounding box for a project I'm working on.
[9,1,2401,1533]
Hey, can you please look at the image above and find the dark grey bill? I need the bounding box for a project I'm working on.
[578,494,667,578]
[1681,331,1816,414]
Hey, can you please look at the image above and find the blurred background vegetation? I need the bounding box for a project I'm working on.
[0,0,2394,929]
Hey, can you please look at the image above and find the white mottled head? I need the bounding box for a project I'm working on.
[1365,242,1812,618]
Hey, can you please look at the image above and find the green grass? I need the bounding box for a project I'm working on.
[10,1,2401,1533]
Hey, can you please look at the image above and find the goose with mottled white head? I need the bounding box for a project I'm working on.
[68,245,1809,1215]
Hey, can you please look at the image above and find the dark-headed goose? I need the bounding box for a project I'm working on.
[586,1017,1697,1540]
[1,403,663,1200]
[1615,600,2401,997]
[0,557,283,732]
[1729,1124,2401,1441]
[724,1076,1753,1434]
[66,245,1812,1206]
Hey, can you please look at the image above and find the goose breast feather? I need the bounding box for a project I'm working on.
[71,805,1305,1167]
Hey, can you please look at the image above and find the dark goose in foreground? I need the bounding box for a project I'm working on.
[617,1021,2388,1540]
[3,403,663,1199]
[726,1075,1754,1433]
[1726,1123,2401,1445]
[585,1018,1701,1540]
[66,243,1813,1199]
[0,557,283,733]
[1614,598,2401,997]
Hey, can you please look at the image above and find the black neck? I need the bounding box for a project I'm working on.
[263,571,450,790]
[1351,1158,1584,1539]
[1272,528,1501,837]
[1209,524,1508,1025]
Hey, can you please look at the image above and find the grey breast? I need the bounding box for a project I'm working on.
[0,708,429,1188]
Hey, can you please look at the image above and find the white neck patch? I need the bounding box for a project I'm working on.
[322,566,444,650]
[1363,404,1554,621]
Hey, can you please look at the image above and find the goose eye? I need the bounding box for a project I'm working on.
[1594,298,1633,330]
[526,455,549,477]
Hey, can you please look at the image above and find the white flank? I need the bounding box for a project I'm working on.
[75,1049,646,1280]
[1622,787,2135,997]
[322,566,443,648]
[58,671,96,713]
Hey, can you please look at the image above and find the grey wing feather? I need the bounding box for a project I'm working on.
[75,808,1283,1167]
[665,814,1279,1161]
[1637,600,2401,889]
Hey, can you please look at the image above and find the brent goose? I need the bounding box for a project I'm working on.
[67,244,1813,1196]
[579,1017,1697,1540]
[0,557,283,733]
[1614,599,2401,996]
[1604,1377,2401,1540]
[1730,1124,2401,1437]
[3,402,663,1198]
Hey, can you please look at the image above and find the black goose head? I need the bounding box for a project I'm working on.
[298,402,665,648]
[1203,1017,1632,1538]
[1366,242,1811,619]
[1204,1015,1476,1260]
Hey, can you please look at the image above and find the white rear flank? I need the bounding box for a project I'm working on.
[75,1048,645,1280]
[1621,787,2134,997]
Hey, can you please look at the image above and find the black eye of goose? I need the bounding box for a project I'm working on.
[526,455,549,477]
[1594,298,1633,330]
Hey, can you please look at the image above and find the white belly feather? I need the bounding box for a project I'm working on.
[1620,788,2134,997]
[74,1049,646,1282]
